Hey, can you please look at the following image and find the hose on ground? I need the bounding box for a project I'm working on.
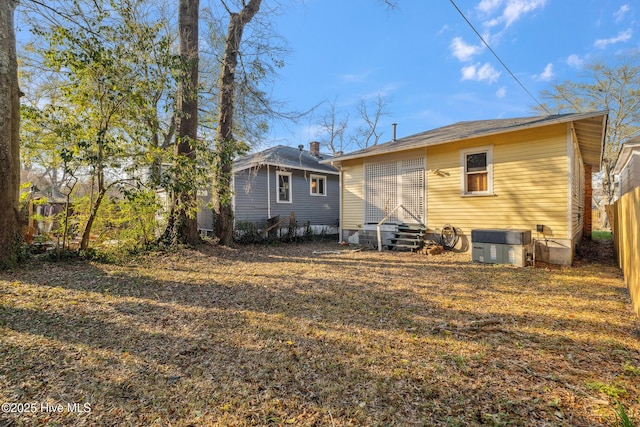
[440,224,459,250]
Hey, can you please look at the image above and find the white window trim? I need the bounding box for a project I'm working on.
[310,174,327,196]
[276,171,292,203]
[460,146,494,196]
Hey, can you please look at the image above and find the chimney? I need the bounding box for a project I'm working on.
[298,144,304,151]
[310,141,320,157]
[392,123,397,141]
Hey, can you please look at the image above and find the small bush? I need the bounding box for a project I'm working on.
[235,221,262,244]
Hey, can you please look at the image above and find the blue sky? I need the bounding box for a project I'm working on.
[266,0,639,150]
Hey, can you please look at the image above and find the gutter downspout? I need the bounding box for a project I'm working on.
[267,164,271,219]
[339,165,343,242]
[232,172,236,230]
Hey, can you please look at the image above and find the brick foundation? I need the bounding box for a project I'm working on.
[584,165,593,238]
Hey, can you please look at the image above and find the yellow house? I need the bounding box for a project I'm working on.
[321,111,608,265]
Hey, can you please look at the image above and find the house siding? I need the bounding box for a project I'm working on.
[570,128,586,244]
[342,159,364,230]
[198,164,339,233]
[619,153,640,197]
[234,168,270,225]
[340,126,572,252]
[233,166,339,227]
[269,168,339,227]
[426,124,569,240]
[197,191,215,232]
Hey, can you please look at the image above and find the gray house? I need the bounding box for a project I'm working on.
[198,142,340,235]
[613,136,640,200]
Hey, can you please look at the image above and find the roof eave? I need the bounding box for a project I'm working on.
[233,161,339,175]
[612,138,640,174]
[321,111,610,164]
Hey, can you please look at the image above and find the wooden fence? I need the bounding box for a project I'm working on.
[608,186,640,318]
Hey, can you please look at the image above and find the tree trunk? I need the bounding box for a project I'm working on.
[214,0,262,246]
[79,139,106,251]
[164,0,200,246]
[80,188,106,251]
[0,0,22,268]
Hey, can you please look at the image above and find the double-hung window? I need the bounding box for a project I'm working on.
[277,171,292,203]
[310,174,327,196]
[461,146,493,195]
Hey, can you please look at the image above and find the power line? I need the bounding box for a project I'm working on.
[448,0,552,115]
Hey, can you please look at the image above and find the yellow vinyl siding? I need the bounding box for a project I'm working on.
[570,131,585,241]
[426,124,569,238]
[361,148,426,165]
[342,159,364,229]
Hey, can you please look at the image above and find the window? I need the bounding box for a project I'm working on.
[276,171,292,203]
[461,147,493,195]
[310,174,327,196]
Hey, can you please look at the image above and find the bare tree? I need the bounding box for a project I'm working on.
[316,97,349,155]
[536,55,640,203]
[0,0,22,268]
[214,0,262,246]
[352,93,391,149]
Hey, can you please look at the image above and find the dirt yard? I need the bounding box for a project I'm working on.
[1,241,638,426]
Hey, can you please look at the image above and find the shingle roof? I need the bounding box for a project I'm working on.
[321,111,608,169]
[233,145,339,174]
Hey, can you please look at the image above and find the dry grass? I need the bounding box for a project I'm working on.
[1,241,639,426]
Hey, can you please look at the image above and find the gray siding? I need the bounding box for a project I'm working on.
[270,169,339,227]
[235,166,339,228]
[198,166,340,231]
[234,168,270,226]
[197,191,215,232]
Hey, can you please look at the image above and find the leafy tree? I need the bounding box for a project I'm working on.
[536,55,640,203]
[38,9,141,250]
[115,0,179,185]
[21,0,186,251]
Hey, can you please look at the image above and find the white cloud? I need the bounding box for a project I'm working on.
[594,29,633,48]
[614,4,630,23]
[338,70,372,83]
[361,82,402,100]
[450,37,483,61]
[566,54,584,68]
[437,25,451,35]
[496,86,507,98]
[461,62,501,83]
[502,0,548,27]
[534,63,554,81]
[479,0,547,28]
[477,0,503,14]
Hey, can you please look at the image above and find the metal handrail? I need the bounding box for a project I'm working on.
[376,204,425,252]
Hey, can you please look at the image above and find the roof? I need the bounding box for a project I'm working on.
[28,186,67,204]
[233,145,339,175]
[612,136,640,175]
[321,111,608,170]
